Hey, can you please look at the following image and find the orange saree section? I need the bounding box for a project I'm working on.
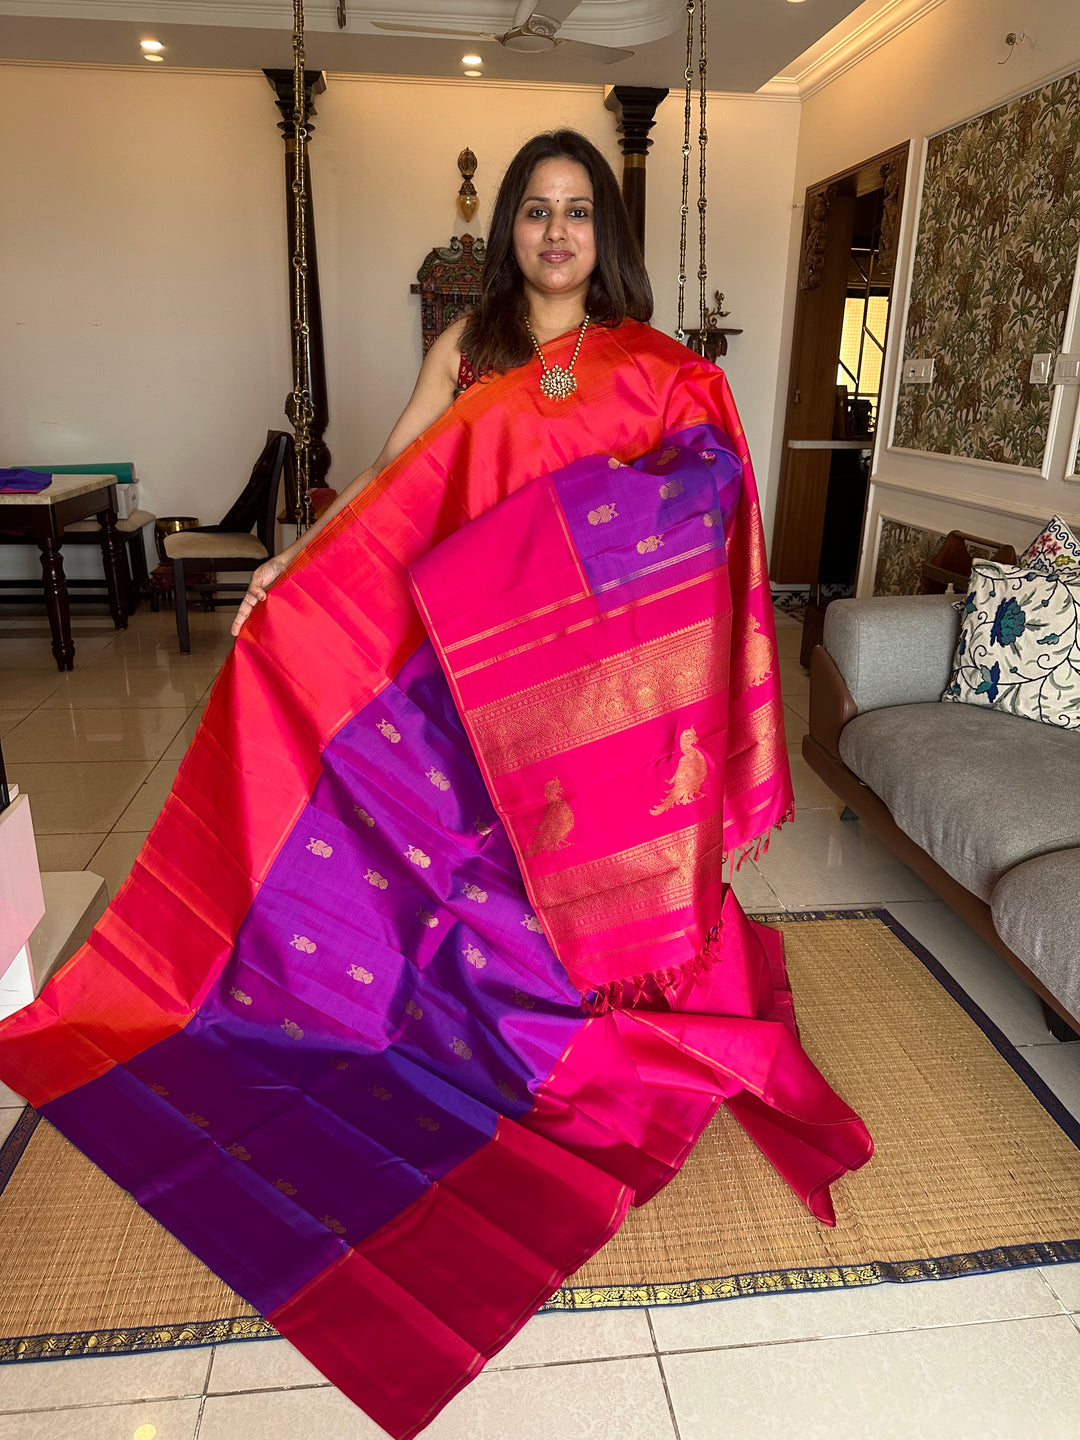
[0,322,737,1107]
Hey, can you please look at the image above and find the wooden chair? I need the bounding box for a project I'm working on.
[920,530,1018,594]
[164,431,289,654]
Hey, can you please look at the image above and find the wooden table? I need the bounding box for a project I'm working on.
[0,474,128,670]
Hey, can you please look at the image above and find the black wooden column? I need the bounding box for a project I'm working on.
[263,68,331,489]
[604,86,668,252]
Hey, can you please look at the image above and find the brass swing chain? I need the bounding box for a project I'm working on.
[290,0,315,531]
[675,2,710,348]
[674,0,695,342]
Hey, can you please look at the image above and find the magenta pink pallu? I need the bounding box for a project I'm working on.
[0,323,872,1439]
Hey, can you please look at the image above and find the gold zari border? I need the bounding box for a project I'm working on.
[535,816,725,940]
[542,1242,1080,1312]
[469,620,725,776]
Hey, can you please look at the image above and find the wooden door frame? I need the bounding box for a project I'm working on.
[770,143,910,585]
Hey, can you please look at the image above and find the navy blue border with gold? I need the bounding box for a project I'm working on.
[1,907,1078,1362]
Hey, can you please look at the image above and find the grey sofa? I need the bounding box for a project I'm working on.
[803,592,1080,1037]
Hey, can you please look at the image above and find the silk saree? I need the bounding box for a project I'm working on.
[0,321,872,1439]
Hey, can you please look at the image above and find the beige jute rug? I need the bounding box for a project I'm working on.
[2,909,1079,1362]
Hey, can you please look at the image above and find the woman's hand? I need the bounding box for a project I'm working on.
[231,556,288,637]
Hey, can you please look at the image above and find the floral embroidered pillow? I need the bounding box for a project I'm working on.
[1019,514,1080,572]
[943,559,1080,729]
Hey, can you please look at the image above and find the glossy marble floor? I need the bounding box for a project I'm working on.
[1,604,1080,1440]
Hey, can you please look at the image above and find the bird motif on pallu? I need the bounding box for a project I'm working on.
[525,776,575,855]
[734,615,775,688]
[650,727,708,815]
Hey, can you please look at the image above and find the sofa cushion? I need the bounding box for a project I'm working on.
[943,559,1080,731]
[838,702,1080,900]
[1019,514,1080,572]
[824,594,961,714]
[991,850,1080,1022]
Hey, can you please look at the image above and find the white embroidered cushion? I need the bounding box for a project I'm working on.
[943,558,1080,730]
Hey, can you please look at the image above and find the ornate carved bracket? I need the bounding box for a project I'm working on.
[264,67,326,137]
[410,234,488,356]
[876,147,908,277]
[800,185,837,291]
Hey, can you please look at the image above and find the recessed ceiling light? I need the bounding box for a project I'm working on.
[144,53,164,62]
[462,54,482,65]
[464,69,482,77]
[140,39,164,50]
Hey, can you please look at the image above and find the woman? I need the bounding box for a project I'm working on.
[232,129,651,637]
[0,132,871,1440]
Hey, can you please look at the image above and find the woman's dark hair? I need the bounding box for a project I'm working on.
[461,129,653,378]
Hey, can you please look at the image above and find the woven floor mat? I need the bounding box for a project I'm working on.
[2,909,1078,1359]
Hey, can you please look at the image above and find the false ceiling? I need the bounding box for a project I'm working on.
[0,0,868,93]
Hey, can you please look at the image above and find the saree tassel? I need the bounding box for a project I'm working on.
[728,803,795,876]
[579,920,725,1015]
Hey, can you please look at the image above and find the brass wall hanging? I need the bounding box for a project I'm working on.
[457,148,479,221]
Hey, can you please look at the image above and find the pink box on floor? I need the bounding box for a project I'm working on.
[0,793,45,971]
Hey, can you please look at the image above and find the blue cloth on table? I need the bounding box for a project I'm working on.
[0,469,52,494]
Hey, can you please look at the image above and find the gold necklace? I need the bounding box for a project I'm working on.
[525,314,590,400]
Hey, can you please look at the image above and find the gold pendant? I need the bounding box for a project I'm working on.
[539,365,577,401]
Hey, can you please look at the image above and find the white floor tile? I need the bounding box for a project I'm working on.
[886,901,1051,1048]
[0,1080,28,1108]
[428,1355,676,1438]
[0,1109,20,1146]
[0,710,31,738]
[87,831,147,901]
[1041,1263,1080,1312]
[4,760,153,834]
[778,658,809,696]
[773,624,804,659]
[730,861,784,912]
[198,1387,381,1440]
[2,707,189,764]
[784,692,810,723]
[663,1313,1080,1439]
[163,715,203,761]
[490,1307,653,1369]
[754,808,936,908]
[0,1348,209,1413]
[201,1355,677,1440]
[782,704,808,745]
[787,749,842,811]
[34,832,107,871]
[649,1267,1064,1352]
[207,1338,324,1394]
[1015,1040,1080,1121]
[0,1397,200,1439]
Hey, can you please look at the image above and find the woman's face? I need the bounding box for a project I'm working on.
[512,158,598,309]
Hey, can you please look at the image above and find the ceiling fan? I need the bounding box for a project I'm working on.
[370,0,634,64]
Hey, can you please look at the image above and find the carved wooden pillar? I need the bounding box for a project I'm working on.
[604,86,668,252]
[264,67,331,489]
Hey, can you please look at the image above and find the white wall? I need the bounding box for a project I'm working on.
[645,91,802,505]
[0,65,289,563]
[788,0,1080,588]
[0,61,800,583]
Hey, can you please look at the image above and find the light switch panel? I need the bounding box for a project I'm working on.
[1053,353,1080,386]
[1030,353,1054,383]
[902,357,935,383]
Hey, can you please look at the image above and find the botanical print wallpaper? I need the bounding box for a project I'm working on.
[874,521,947,595]
[893,70,1080,467]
